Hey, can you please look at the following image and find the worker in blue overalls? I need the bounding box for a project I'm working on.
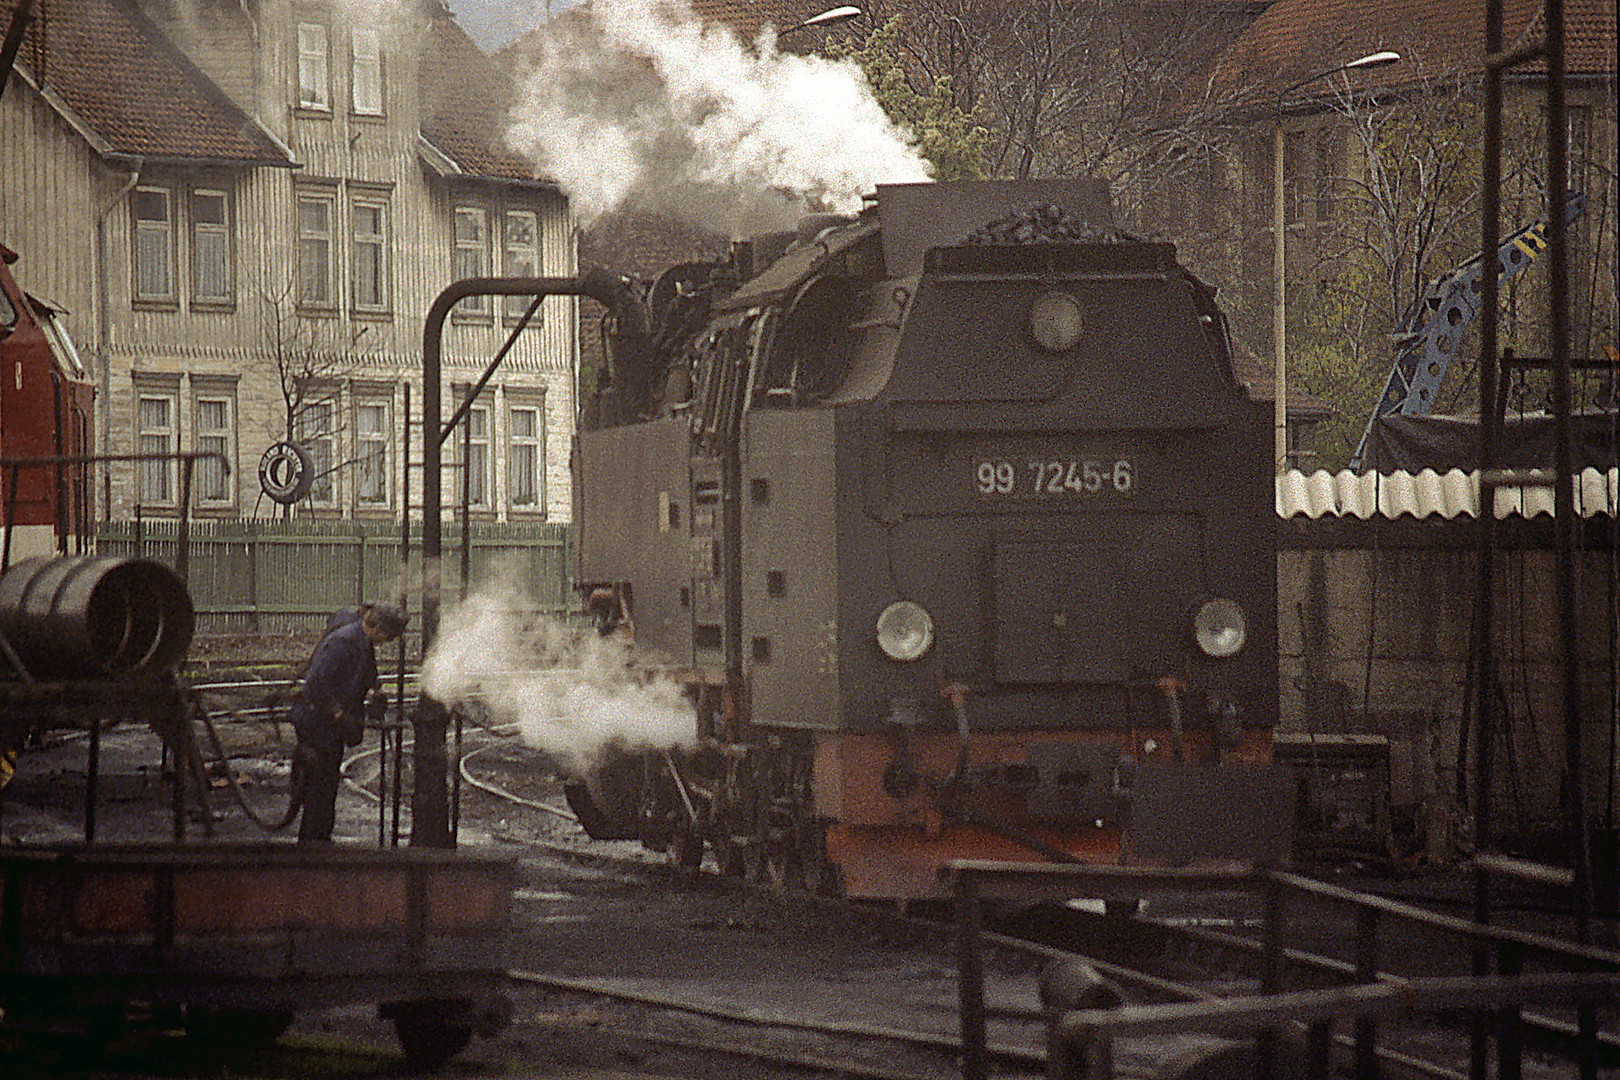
[290,603,406,844]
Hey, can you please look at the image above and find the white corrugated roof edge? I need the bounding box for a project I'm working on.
[1276,469,1620,519]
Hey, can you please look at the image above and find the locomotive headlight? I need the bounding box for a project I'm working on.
[1193,598,1246,658]
[1028,290,1084,352]
[876,601,934,661]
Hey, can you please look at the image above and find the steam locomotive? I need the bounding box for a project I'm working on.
[571,180,1287,898]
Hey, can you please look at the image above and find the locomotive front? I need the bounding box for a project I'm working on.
[576,180,1288,898]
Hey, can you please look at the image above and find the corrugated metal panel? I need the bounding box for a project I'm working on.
[1277,469,1620,519]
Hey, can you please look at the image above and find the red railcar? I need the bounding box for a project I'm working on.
[0,242,96,563]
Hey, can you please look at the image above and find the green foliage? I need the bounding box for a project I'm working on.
[1286,85,1567,470]
[827,18,990,182]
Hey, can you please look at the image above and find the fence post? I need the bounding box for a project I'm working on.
[356,521,367,608]
[1040,960,1121,1080]
[249,523,260,635]
[954,869,988,1080]
[1259,873,1284,1080]
[1498,940,1523,1080]
[1354,905,1379,1079]
[562,522,574,613]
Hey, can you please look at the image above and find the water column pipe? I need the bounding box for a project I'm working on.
[415,269,645,848]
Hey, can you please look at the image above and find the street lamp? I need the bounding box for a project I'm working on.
[1272,49,1400,474]
[781,5,861,37]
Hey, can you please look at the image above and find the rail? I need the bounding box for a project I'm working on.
[943,860,1620,1080]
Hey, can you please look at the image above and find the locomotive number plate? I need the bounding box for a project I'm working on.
[973,455,1137,498]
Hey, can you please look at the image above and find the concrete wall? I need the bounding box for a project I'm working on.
[1282,519,1618,853]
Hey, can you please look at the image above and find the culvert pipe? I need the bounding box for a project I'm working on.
[0,555,194,678]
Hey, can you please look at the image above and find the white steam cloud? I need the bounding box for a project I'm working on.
[421,584,696,775]
[504,0,932,234]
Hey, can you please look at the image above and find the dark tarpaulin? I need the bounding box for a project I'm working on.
[1365,412,1619,473]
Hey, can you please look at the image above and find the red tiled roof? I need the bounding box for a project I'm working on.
[1,0,290,165]
[688,1,859,42]
[1211,0,1611,104]
[1516,0,1617,77]
[420,10,547,182]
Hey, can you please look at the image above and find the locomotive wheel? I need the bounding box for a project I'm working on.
[710,829,749,877]
[799,820,843,897]
[184,1005,295,1049]
[670,825,704,875]
[751,841,804,892]
[388,999,474,1071]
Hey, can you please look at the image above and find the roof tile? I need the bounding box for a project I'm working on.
[2,0,289,164]
[1214,0,1610,102]
[420,11,545,182]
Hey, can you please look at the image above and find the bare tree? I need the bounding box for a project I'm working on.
[876,0,1254,205]
[1286,79,1587,467]
[250,275,371,513]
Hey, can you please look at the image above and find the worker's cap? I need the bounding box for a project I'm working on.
[370,603,408,636]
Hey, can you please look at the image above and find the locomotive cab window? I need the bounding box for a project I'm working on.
[760,276,855,406]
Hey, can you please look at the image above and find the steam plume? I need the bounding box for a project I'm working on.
[504,0,932,234]
[420,583,696,775]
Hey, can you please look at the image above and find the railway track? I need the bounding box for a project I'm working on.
[142,682,1619,1079]
[438,727,1612,1080]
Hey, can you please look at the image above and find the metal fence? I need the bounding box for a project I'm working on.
[97,518,573,639]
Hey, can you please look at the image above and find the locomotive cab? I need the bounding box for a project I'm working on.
[575,181,1289,897]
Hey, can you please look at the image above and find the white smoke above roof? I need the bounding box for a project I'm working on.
[503,0,931,234]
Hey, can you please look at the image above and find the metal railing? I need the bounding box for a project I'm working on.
[944,860,1620,1080]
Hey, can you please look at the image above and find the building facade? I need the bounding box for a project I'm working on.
[1191,0,1616,468]
[0,0,577,526]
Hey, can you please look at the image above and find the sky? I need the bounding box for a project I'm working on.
[449,0,579,52]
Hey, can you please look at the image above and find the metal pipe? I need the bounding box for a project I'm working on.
[96,162,142,525]
[955,871,988,1080]
[415,270,645,848]
[1473,3,1507,1071]
[396,381,409,848]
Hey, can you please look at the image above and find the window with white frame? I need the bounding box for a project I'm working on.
[191,187,233,306]
[503,209,540,320]
[194,391,236,507]
[297,189,337,309]
[453,206,488,314]
[298,398,337,506]
[460,403,490,509]
[351,27,382,115]
[351,194,389,312]
[298,22,331,110]
[356,399,390,507]
[508,402,542,512]
[136,388,178,507]
[133,185,175,303]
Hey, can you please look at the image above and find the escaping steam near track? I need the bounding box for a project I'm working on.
[504,0,932,234]
[420,584,697,774]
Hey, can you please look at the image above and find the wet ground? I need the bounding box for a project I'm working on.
[1,720,1058,1079]
[4,719,1610,1080]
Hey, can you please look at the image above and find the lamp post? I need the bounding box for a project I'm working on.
[1272,49,1400,474]
[781,5,861,37]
